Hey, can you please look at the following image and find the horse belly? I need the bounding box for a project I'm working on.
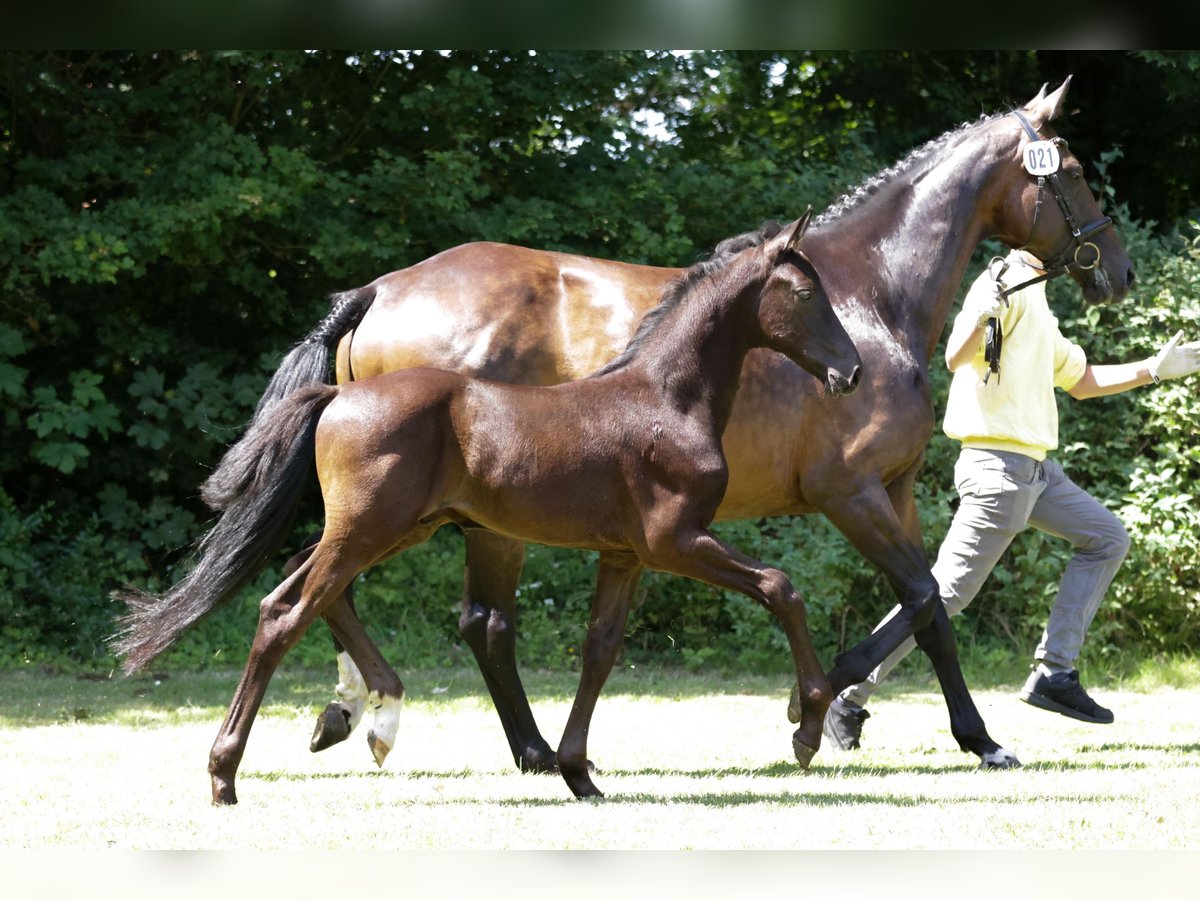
[458,496,631,552]
[451,387,635,550]
[452,461,631,551]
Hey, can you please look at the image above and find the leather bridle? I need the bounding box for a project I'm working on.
[1001,109,1114,298]
[981,110,1114,383]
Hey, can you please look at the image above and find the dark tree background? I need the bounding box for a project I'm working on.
[2,50,1198,673]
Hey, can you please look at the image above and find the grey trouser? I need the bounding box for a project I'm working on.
[841,447,1130,708]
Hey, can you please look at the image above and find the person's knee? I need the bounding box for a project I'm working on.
[1088,516,1131,563]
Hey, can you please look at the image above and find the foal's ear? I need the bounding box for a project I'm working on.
[773,207,813,260]
[1022,75,1072,128]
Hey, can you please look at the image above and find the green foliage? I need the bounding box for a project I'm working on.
[2,51,1200,679]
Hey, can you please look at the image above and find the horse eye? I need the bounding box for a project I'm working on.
[794,289,812,301]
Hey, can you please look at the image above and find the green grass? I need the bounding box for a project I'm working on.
[2,663,1199,850]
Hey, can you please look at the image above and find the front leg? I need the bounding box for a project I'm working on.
[556,553,643,799]
[644,526,830,766]
[815,471,1018,768]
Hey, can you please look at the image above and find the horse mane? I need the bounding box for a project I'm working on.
[814,111,1006,226]
[591,221,786,378]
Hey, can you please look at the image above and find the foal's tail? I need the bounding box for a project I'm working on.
[111,384,340,674]
[200,286,374,511]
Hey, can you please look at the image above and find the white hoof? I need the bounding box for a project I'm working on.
[366,692,402,768]
[367,731,393,768]
[980,748,1022,770]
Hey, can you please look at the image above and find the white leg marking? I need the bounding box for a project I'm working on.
[367,692,403,768]
[980,747,1022,770]
[335,651,368,732]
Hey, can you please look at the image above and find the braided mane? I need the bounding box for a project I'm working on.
[815,112,1005,226]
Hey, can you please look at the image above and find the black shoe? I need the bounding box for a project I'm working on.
[823,697,870,750]
[1019,668,1114,724]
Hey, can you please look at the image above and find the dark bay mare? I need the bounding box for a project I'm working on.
[114,213,863,803]
[118,78,1134,790]
[267,78,1130,773]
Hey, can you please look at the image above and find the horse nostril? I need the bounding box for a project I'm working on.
[848,365,862,389]
[1126,266,1136,289]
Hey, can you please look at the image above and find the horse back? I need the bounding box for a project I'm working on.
[337,241,678,386]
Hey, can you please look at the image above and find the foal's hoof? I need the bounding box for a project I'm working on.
[309,703,353,753]
[792,735,818,769]
[979,748,1022,770]
[786,680,802,724]
[367,730,392,767]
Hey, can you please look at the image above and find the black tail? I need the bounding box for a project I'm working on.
[111,384,339,674]
[200,286,374,511]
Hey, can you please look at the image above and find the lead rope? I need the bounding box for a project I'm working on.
[983,256,1011,384]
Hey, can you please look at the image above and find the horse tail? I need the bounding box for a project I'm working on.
[200,286,374,511]
[111,383,340,675]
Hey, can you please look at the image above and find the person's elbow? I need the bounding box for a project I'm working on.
[1067,368,1097,399]
[945,343,972,372]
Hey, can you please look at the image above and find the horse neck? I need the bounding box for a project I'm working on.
[811,123,1012,364]
[628,263,761,430]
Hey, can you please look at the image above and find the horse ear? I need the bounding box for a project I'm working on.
[781,207,813,255]
[1022,75,1072,128]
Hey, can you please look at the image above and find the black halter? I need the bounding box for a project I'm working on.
[1002,109,1114,298]
[981,111,1114,384]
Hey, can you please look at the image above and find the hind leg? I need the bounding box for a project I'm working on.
[320,591,407,766]
[211,506,436,804]
[209,547,364,805]
[286,536,389,757]
[458,529,558,773]
[307,529,548,769]
[284,534,372,754]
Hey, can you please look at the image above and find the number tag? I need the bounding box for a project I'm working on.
[1023,140,1061,176]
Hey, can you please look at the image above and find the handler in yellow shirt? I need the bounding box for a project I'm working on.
[824,249,1200,749]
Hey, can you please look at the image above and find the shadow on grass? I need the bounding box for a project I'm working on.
[238,765,1140,809]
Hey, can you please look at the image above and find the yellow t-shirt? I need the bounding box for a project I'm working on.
[943,251,1088,461]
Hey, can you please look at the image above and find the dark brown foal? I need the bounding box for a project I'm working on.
[115,210,862,803]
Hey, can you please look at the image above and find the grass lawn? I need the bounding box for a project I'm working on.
[2,660,1199,856]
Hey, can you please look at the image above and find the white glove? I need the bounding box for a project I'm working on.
[1149,330,1200,383]
[965,284,1005,328]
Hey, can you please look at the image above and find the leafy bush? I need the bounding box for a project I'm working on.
[3,51,1199,681]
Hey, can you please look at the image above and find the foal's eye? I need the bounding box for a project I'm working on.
[794,289,812,301]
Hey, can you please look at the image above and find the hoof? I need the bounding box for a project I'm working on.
[367,730,392,768]
[566,777,605,800]
[309,703,353,753]
[786,680,802,724]
[792,735,818,769]
[210,777,238,806]
[979,748,1022,770]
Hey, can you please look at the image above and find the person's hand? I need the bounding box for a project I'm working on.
[965,284,1005,328]
[1149,330,1200,383]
